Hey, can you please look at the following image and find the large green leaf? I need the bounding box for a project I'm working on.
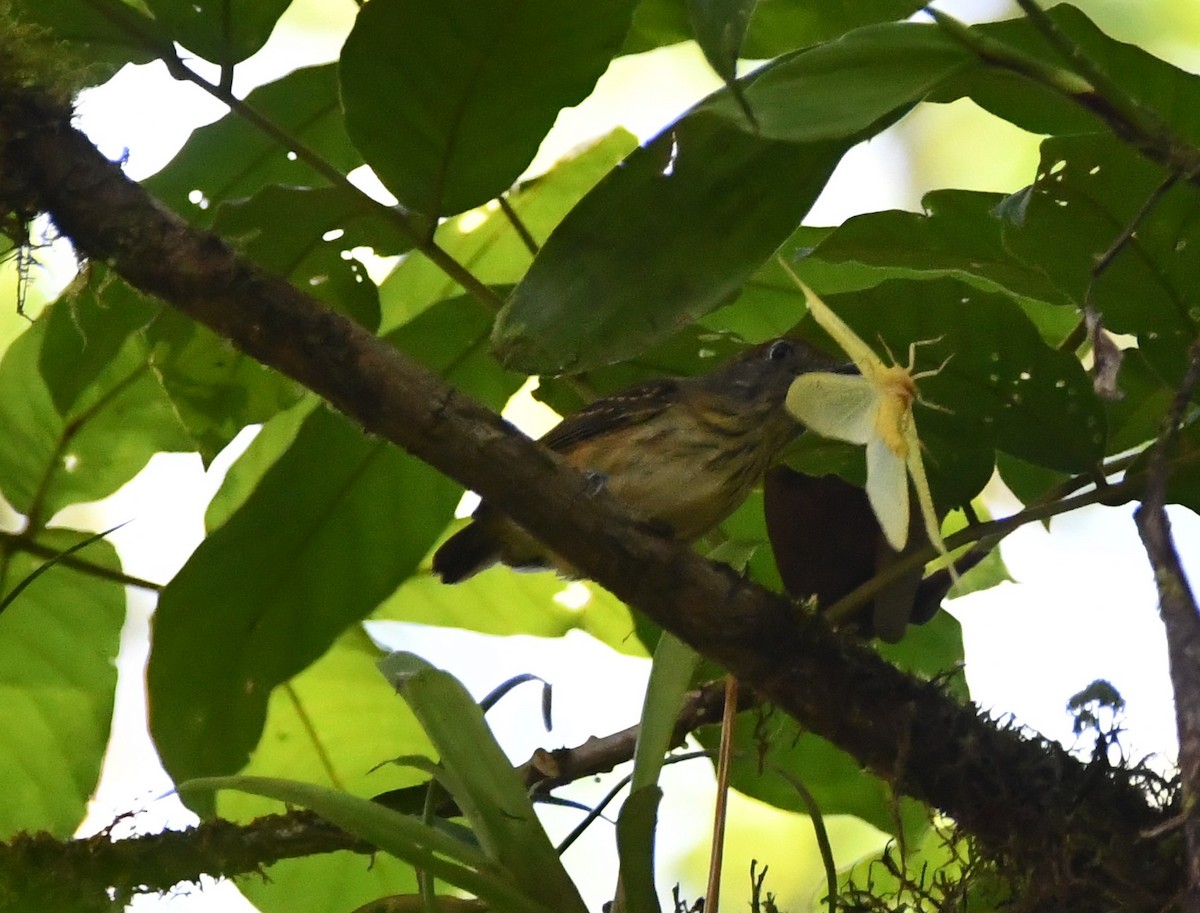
[387,292,526,413]
[0,532,124,836]
[700,23,972,140]
[223,628,428,913]
[958,5,1200,145]
[378,130,636,331]
[143,65,362,226]
[147,406,461,788]
[144,309,303,464]
[493,113,846,374]
[212,186,383,332]
[375,570,642,653]
[215,184,416,263]
[808,189,1074,307]
[148,293,528,786]
[339,0,638,218]
[38,265,162,415]
[0,319,191,521]
[623,0,925,57]
[494,20,991,375]
[143,0,291,65]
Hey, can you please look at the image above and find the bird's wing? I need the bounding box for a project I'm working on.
[540,379,679,452]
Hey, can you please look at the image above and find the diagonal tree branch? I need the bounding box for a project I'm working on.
[0,83,1180,910]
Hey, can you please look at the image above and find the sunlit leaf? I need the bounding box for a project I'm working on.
[0,532,123,836]
[38,264,161,415]
[0,319,191,520]
[378,130,636,330]
[148,407,460,790]
[223,628,429,913]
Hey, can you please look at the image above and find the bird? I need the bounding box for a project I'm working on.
[432,337,835,584]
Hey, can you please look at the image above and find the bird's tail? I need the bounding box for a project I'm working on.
[432,522,497,584]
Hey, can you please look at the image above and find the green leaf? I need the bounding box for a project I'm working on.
[242,854,421,913]
[143,0,291,64]
[38,265,161,415]
[380,653,588,913]
[212,186,383,332]
[0,523,126,616]
[221,627,430,913]
[375,571,642,654]
[688,0,755,102]
[143,65,363,226]
[339,0,637,217]
[615,786,663,913]
[947,546,1013,599]
[0,319,192,521]
[145,309,303,463]
[700,23,972,141]
[958,5,1200,143]
[809,189,1074,307]
[183,773,552,913]
[740,0,926,58]
[494,112,846,373]
[632,633,700,792]
[147,407,460,787]
[387,293,525,413]
[216,185,416,260]
[623,0,925,57]
[205,396,318,531]
[0,532,123,836]
[379,130,636,331]
[997,134,1200,384]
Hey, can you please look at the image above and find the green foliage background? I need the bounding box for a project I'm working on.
[1,0,1198,910]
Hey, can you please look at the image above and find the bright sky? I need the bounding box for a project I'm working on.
[39,0,1195,909]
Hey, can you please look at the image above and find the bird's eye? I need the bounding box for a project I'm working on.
[767,339,794,361]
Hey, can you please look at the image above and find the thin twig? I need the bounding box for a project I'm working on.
[704,675,738,913]
[498,195,540,257]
